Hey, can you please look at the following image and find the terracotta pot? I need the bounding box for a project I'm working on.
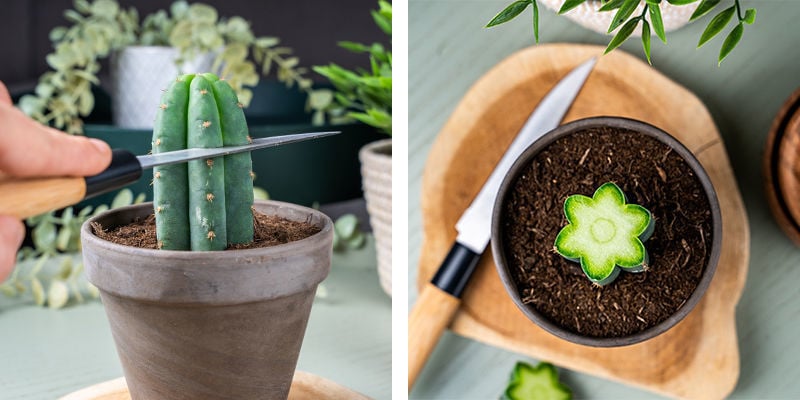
[491,117,722,347]
[81,200,333,399]
[360,139,392,296]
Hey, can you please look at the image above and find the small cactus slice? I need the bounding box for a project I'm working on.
[503,361,572,400]
[153,73,254,251]
[554,182,654,286]
[152,76,191,250]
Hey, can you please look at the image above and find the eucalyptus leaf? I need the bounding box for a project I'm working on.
[86,282,100,299]
[0,284,16,297]
[32,221,57,251]
[335,214,359,239]
[47,280,70,309]
[133,193,147,204]
[111,189,134,209]
[690,0,721,21]
[605,17,640,54]
[718,22,743,65]
[31,278,45,306]
[346,231,366,250]
[486,1,531,27]
[698,6,735,47]
[253,187,270,200]
[56,226,72,251]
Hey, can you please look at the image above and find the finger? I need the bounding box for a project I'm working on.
[0,215,24,282]
[0,106,111,178]
[0,81,11,106]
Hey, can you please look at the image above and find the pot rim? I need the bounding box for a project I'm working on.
[490,116,723,347]
[81,199,332,260]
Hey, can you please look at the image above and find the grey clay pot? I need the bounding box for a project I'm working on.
[491,117,722,347]
[81,200,333,399]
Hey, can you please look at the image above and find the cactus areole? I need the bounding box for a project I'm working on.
[152,73,254,251]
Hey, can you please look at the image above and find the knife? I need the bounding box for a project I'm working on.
[0,131,339,219]
[408,58,597,389]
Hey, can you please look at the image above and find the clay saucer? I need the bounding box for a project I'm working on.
[764,88,800,245]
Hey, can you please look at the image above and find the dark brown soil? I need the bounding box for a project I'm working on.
[501,127,712,338]
[92,210,321,250]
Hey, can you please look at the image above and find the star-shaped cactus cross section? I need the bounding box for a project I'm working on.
[554,182,654,286]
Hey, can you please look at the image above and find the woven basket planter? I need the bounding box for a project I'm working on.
[360,139,392,296]
[539,0,699,36]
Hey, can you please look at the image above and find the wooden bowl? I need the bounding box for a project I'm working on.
[763,88,800,245]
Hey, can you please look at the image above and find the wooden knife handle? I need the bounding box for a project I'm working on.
[0,176,86,219]
[408,283,461,390]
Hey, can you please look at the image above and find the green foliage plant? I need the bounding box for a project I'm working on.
[332,214,367,252]
[2,189,143,309]
[152,73,254,250]
[19,0,330,134]
[313,0,392,134]
[486,0,756,65]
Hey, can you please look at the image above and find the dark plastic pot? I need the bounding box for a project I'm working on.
[81,200,332,399]
[490,117,722,347]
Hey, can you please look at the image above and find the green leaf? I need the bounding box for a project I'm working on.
[599,0,625,12]
[558,0,587,14]
[698,6,735,47]
[346,232,366,250]
[47,280,70,309]
[335,214,359,239]
[744,8,756,24]
[718,22,743,65]
[111,189,134,209]
[649,4,667,43]
[32,221,56,251]
[253,187,270,200]
[92,204,109,217]
[371,8,392,35]
[605,18,639,54]
[339,41,370,53]
[641,20,652,64]
[56,226,72,251]
[690,0,720,21]
[31,278,45,306]
[644,0,661,5]
[486,1,531,27]
[532,0,539,43]
[308,89,334,109]
[666,0,699,4]
[608,0,640,33]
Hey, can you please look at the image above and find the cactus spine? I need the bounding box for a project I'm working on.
[152,73,254,251]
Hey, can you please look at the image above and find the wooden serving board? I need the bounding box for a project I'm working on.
[58,371,369,400]
[418,44,749,399]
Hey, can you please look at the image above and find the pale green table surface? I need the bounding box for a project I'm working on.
[0,236,390,399]
[410,1,800,399]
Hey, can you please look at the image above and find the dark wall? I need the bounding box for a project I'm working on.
[0,0,385,89]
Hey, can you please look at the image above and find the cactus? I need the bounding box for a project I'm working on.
[152,73,254,251]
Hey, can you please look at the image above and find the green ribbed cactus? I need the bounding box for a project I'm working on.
[152,73,254,251]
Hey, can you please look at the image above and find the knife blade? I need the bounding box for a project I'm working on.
[408,57,597,389]
[0,131,339,219]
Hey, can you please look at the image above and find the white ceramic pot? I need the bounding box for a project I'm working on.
[110,46,216,129]
[540,0,699,36]
[360,139,392,296]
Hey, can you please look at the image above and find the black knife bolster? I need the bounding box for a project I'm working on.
[84,149,142,199]
[431,243,482,298]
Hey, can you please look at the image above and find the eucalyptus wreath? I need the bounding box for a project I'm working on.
[18,0,330,134]
[487,0,756,65]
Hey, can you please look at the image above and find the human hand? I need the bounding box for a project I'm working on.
[0,81,111,282]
